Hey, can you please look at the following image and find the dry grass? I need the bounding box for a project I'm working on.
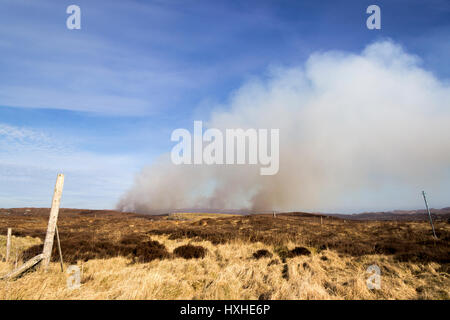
[0,208,448,300]
[0,234,41,265]
[0,235,448,300]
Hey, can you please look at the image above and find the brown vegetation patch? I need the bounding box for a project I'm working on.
[258,291,272,300]
[132,240,170,263]
[289,247,311,257]
[173,244,207,259]
[21,235,169,264]
[274,246,289,262]
[119,234,148,245]
[252,249,273,259]
[267,259,279,266]
[281,264,289,280]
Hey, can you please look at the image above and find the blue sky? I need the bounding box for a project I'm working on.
[0,0,449,211]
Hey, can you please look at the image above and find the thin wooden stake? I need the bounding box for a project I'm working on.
[422,191,438,239]
[320,216,323,226]
[42,173,65,270]
[6,228,11,263]
[55,225,64,272]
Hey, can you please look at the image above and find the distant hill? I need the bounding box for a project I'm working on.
[326,207,450,221]
[1,207,449,221]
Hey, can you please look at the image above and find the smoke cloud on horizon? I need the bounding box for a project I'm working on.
[117,40,450,214]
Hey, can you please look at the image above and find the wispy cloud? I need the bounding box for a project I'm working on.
[0,123,139,209]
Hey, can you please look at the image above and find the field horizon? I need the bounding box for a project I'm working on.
[2,205,449,218]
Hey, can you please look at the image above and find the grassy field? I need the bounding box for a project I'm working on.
[0,209,448,299]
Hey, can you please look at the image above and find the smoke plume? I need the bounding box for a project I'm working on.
[117,41,450,214]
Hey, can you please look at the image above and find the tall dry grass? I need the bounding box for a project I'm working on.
[0,234,41,267]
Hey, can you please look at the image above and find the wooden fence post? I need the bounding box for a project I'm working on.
[6,228,11,263]
[42,174,64,271]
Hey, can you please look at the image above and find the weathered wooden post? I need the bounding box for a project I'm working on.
[42,174,65,271]
[6,228,12,263]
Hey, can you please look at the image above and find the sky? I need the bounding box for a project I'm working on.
[0,0,449,212]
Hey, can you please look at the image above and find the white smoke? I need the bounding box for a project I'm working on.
[117,40,450,214]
